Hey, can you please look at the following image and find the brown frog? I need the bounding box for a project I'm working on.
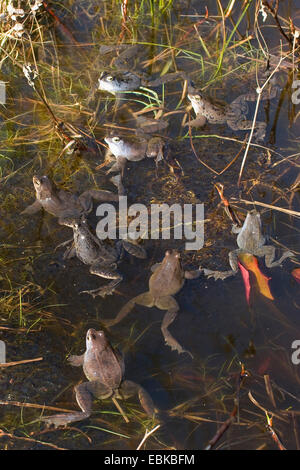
[42,329,156,427]
[61,217,146,298]
[21,175,119,223]
[187,85,279,141]
[104,250,201,357]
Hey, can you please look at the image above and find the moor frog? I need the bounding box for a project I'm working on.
[61,217,147,298]
[21,175,118,224]
[98,44,188,94]
[104,250,201,357]
[203,210,294,281]
[187,85,279,141]
[42,328,156,427]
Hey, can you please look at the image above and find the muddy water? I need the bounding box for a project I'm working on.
[0,0,300,450]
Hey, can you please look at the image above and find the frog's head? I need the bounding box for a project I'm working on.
[86,328,109,353]
[104,134,127,155]
[98,71,126,94]
[105,133,140,158]
[162,249,182,270]
[187,90,206,113]
[242,210,262,234]
[32,175,56,200]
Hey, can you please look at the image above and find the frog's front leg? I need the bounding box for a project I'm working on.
[156,296,192,357]
[42,382,93,428]
[256,245,294,268]
[122,239,147,259]
[186,115,207,128]
[119,380,156,417]
[68,354,85,367]
[104,291,154,327]
[110,174,126,196]
[107,156,127,177]
[21,200,42,215]
[80,264,123,298]
[184,267,202,279]
[79,189,119,211]
[203,250,239,280]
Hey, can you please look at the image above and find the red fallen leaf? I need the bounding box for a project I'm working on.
[238,253,274,301]
[238,260,251,305]
[291,268,300,284]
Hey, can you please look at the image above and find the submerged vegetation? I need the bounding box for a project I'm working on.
[0,0,300,450]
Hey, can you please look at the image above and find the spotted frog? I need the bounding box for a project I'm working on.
[42,329,156,427]
[98,44,188,94]
[187,85,279,141]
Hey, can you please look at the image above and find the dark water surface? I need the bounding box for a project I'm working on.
[0,0,300,450]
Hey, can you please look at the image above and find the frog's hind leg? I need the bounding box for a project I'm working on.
[104,292,153,327]
[228,118,266,141]
[156,296,193,357]
[42,382,94,428]
[257,245,294,268]
[119,380,156,417]
[80,264,123,298]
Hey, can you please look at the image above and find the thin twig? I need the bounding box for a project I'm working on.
[136,424,161,450]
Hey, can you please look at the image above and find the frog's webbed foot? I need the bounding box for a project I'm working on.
[122,239,147,259]
[103,292,152,327]
[42,411,90,428]
[156,295,192,357]
[253,122,266,142]
[119,380,156,418]
[80,277,122,299]
[259,245,295,268]
[161,309,193,358]
[80,264,123,298]
[203,268,236,281]
[43,381,94,427]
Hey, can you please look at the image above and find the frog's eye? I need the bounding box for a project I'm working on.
[112,136,121,143]
[106,75,113,81]
[175,253,180,259]
[165,250,171,256]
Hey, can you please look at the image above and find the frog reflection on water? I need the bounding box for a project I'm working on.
[61,217,146,298]
[104,250,201,357]
[42,329,156,428]
[204,210,294,281]
[187,84,278,141]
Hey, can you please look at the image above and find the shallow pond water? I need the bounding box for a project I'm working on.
[0,0,300,450]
